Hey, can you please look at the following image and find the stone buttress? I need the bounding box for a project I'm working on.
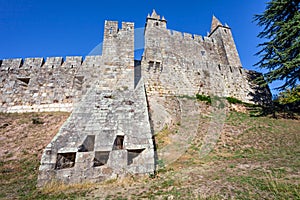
[37,21,155,186]
[0,11,272,186]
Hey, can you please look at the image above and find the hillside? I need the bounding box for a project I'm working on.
[0,101,299,199]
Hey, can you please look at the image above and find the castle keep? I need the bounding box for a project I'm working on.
[0,11,270,186]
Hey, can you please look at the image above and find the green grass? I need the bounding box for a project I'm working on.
[226,96,243,104]
[1,106,299,199]
[0,156,89,199]
[0,112,89,199]
[196,94,212,104]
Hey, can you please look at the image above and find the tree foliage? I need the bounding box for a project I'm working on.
[276,85,300,104]
[254,0,300,90]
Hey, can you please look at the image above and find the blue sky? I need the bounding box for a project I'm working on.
[1,0,279,93]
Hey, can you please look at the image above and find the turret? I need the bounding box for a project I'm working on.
[209,16,242,67]
[102,20,134,67]
[145,9,167,30]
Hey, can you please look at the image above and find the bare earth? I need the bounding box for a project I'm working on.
[0,104,299,199]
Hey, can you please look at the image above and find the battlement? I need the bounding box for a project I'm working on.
[44,57,63,68]
[0,13,269,107]
[23,58,44,69]
[104,20,134,36]
[0,11,272,187]
[0,58,22,70]
[64,56,83,68]
[166,29,216,44]
[102,20,134,68]
[0,56,102,71]
[144,12,242,68]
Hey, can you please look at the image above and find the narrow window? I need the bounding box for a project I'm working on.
[113,136,124,150]
[148,61,154,71]
[55,152,76,170]
[155,62,160,72]
[17,77,30,85]
[93,151,110,167]
[78,135,95,152]
[127,149,145,165]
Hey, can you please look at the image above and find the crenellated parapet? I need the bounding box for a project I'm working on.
[0,56,85,71]
[0,58,23,71]
[141,10,270,103]
[0,11,272,187]
[143,11,242,69]
[63,56,83,68]
[44,57,63,68]
[0,12,270,114]
[143,16,228,66]
[0,55,111,113]
[102,20,134,67]
[23,57,44,69]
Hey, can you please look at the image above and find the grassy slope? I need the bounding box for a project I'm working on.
[0,112,73,199]
[0,106,299,199]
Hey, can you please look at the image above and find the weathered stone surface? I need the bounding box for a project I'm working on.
[37,19,156,186]
[0,10,271,186]
[141,11,271,104]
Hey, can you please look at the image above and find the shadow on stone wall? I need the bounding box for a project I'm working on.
[247,70,272,105]
[134,60,142,88]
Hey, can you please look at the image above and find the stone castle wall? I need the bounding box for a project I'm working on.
[0,56,82,113]
[143,26,222,66]
[1,11,271,186]
[0,20,136,113]
[37,19,155,186]
[38,81,155,186]
[141,59,257,102]
[0,56,119,113]
[141,11,270,104]
[0,13,270,114]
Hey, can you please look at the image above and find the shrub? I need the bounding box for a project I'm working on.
[226,97,243,104]
[196,94,211,104]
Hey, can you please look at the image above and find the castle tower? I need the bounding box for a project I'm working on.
[145,9,167,30]
[101,20,135,90]
[102,20,134,68]
[209,16,242,67]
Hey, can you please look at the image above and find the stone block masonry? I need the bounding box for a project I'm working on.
[0,10,271,186]
[37,19,155,186]
[0,56,82,113]
[37,80,155,186]
[141,10,271,104]
[0,10,271,114]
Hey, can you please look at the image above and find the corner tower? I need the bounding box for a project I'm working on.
[145,10,167,30]
[102,20,134,68]
[209,16,242,67]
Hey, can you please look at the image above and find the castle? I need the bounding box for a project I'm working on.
[0,10,270,186]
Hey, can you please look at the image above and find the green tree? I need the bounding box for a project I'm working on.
[254,0,300,90]
[276,85,300,104]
